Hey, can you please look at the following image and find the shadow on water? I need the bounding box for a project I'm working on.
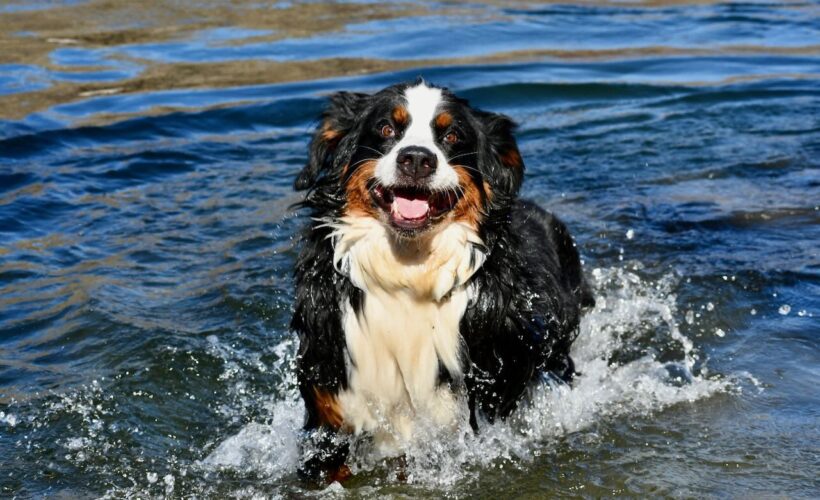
[0,0,819,497]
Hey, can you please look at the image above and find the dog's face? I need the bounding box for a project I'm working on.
[297,81,524,238]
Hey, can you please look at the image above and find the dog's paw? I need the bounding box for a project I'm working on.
[326,464,352,484]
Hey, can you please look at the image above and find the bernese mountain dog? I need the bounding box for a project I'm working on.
[291,80,594,482]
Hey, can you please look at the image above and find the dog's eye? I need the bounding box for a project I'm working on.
[380,124,395,138]
[443,132,459,145]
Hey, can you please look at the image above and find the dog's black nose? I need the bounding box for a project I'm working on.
[396,146,437,180]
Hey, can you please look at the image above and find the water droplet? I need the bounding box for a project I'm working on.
[750,308,757,315]
[706,302,715,311]
[778,305,791,315]
[715,328,725,338]
[147,472,158,484]
[626,229,634,240]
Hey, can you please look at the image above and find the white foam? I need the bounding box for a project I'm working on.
[200,402,302,476]
[63,436,90,450]
[0,411,18,427]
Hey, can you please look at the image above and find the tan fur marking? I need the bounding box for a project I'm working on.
[500,147,523,170]
[435,111,453,129]
[344,160,378,217]
[313,387,344,429]
[392,106,408,126]
[321,121,341,143]
[452,166,486,229]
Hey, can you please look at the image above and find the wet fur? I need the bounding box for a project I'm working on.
[291,81,594,481]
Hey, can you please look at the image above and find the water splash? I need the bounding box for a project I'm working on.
[200,405,302,476]
[200,266,734,491]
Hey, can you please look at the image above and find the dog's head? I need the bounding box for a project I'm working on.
[296,80,523,238]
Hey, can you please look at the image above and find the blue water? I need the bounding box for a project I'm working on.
[1,1,818,497]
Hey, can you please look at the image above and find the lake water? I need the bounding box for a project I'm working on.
[1,1,818,497]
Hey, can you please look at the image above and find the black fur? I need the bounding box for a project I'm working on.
[291,81,593,481]
[462,200,595,423]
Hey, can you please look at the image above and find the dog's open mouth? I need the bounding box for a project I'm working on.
[372,185,459,231]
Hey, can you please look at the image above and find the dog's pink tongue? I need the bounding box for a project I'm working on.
[393,194,429,219]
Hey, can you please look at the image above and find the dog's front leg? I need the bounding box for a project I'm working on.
[298,385,351,484]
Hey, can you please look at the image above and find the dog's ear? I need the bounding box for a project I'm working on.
[295,92,369,191]
[478,111,524,197]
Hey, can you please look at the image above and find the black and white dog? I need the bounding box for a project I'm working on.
[291,80,594,482]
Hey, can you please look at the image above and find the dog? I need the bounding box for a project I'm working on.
[291,80,594,482]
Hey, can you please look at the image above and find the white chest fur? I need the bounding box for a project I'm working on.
[330,216,484,453]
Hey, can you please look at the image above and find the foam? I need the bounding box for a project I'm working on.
[0,411,18,427]
[200,403,302,475]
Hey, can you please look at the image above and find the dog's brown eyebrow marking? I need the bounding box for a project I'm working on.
[392,106,409,126]
[435,111,453,129]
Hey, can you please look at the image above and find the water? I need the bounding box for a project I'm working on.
[1,1,818,497]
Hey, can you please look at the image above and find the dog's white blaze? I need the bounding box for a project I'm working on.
[331,216,484,454]
[374,83,459,191]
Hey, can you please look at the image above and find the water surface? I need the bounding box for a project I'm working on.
[1,0,818,497]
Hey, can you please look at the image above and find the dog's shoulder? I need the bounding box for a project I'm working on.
[460,199,592,421]
[511,199,595,309]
